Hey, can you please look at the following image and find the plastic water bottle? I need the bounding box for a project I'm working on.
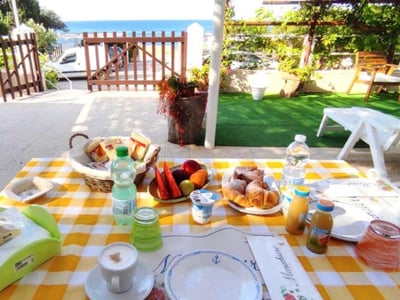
[281,134,310,216]
[111,146,137,226]
[282,134,310,186]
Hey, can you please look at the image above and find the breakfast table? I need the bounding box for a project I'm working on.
[0,157,399,300]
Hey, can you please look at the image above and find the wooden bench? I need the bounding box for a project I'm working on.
[346,51,400,102]
[317,107,400,178]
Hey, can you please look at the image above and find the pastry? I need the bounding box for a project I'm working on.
[222,179,251,207]
[224,166,280,209]
[100,138,123,161]
[85,140,109,163]
[238,169,264,183]
[245,180,265,208]
[129,132,151,161]
[233,166,257,179]
[263,190,280,209]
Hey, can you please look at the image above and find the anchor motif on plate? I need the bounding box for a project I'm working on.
[212,254,221,264]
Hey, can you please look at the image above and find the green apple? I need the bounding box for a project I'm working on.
[179,179,195,196]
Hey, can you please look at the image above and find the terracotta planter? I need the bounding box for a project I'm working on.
[279,72,301,98]
[168,93,207,145]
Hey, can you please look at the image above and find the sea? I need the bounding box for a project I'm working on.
[64,20,213,34]
[60,20,213,48]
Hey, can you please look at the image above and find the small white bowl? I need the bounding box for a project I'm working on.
[5,177,53,203]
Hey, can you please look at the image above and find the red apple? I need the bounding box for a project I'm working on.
[182,159,202,176]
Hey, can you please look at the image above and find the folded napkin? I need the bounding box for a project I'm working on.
[310,178,399,198]
[247,236,322,300]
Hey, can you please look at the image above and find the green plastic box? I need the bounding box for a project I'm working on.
[0,205,62,291]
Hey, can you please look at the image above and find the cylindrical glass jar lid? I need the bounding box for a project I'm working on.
[370,220,400,239]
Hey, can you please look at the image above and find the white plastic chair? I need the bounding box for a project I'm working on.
[317,107,400,178]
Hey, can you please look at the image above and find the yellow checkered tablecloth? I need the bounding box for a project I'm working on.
[0,158,399,299]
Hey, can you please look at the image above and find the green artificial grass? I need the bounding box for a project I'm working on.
[208,92,400,148]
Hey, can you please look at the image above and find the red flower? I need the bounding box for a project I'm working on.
[145,287,166,300]
[284,293,297,300]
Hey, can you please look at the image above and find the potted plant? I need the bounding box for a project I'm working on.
[157,75,207,145]
[190,63,230,92]
[277,52,318,98]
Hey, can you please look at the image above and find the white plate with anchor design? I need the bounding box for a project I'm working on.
[164,250,262,300]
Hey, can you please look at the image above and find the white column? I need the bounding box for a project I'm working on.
[204,0,225,149]
[11,0,20,32]
[186,22,204,72]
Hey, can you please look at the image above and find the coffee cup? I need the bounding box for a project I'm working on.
[98,242,138,293]
[190,189,217,224]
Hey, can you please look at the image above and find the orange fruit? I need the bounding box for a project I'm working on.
[189,169,208,189]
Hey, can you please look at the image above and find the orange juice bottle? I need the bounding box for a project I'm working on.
[285,186,310,235]
[306,199,334,254]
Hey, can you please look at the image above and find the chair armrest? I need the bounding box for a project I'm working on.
[384,63,399,75]
[359,65,384,72]
[385,63,398,68]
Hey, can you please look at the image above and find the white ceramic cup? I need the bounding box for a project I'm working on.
[190,190,216,224]
[98,242,138,293]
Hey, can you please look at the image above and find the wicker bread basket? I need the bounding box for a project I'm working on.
[68,133,160,193]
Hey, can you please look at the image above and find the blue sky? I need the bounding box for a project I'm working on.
[38,0,266,21]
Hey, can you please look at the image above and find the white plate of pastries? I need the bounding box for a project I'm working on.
[222,166,282,215]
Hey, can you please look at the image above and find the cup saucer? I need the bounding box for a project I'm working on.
[85,260,154,300]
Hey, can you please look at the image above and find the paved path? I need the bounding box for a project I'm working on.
[1,89,398,190]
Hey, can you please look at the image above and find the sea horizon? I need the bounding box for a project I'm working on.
[59,19,213,50]
[64,19,213,35]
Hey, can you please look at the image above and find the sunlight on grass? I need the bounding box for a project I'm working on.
[215,92,400,147]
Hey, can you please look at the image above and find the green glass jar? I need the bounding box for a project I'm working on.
[130,207,163,252]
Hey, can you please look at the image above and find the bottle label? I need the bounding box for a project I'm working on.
[297,212,307,230]
[281,188,293,217]
[112,197,134,216]
[308,226,331,249]
[289,177,305,185]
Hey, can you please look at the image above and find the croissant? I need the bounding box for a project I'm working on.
[224,167,280,210]
[245,180,265,208]
[222,179,251,207]
[262,190,280,209]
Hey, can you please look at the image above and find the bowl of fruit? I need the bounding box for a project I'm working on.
[148,159,212,203]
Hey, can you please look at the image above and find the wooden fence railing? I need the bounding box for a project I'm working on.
[82,31,187,91]
[0,33,44,102]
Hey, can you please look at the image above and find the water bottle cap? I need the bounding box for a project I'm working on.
[116,145,129,157]
[294,134,307,143]
[294,186,310,197]
[316,199,334,212]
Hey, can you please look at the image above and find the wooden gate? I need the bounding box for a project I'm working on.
[0,33,44,102]
[82,31,187,91]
